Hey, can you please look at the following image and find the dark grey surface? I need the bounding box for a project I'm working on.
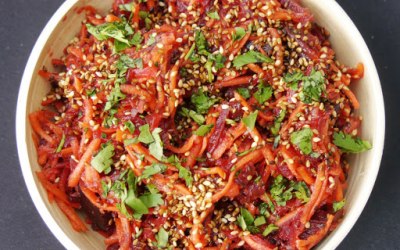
[0,0,398,249]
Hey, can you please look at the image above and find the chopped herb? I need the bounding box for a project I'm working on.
[258,203,271,218]
[147,33,156,46]
[140,163,167,180]
[333,132,372,153]
[191,89,218,114]
[185,44,196,60]
[194,30,208,56]
[233,50,273,68]
[124,137,138,146]
[233,27,246,41]
[205,53,226,82]
[124,121,135,133]
[194,124,214,136]
[254,82,273,104]
[86,22,130,45]
[291,181,310,203]
[270,175,293,206]
[148,128,164,160]
[125,195,148,215]
[283,71,303,84]
[333,199,346,212]
[237,88,251,99]
[116,54,143,78]
[55,134,65,153]
[139,193,164,208]
[86,88,96,97]
[101,180,111,198]
[299,69,326,103]
[263,224,279,237]
[290,127,313,155]
[284,70,326,103]
[273,135,281,149]
[237,207,254,231]
[207,10,220,20]
[91,144,114,174]
[124,171,148,216]
[237,208,260,233]
[254,216,267,226]
[167,155,193,187]
[138,124,154,144]
[242,111,258,130]
[236,147,255,157]
[271,110,286,136]
[104,84,126,111]
[156,228,169,248]
[119,3,133,11]
[181,107,205,125]
[130,32,143,47]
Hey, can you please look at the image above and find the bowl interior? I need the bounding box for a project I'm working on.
[18,0,384,249]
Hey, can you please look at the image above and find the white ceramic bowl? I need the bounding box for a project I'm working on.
[16,0,385,249]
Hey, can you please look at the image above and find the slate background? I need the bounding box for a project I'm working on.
[0,0,398,249]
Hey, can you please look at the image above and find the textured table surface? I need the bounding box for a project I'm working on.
[1,0,399,249]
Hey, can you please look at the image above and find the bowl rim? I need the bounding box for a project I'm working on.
[15,0,385,250]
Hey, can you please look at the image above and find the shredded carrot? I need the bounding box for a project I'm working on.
[215,76,253,88]
[68,138,101,187]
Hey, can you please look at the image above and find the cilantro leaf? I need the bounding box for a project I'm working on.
[156,228,169,248]
[290,127,313,155]
[101,180,111,198]
[138,124,154,144]
[191,89,218,114]
[333,132,372,153]
[233,50,273,68]
[299,69,326,103]
[270,175,293,206]
[166,155,193,187]
[237,207,254,231]
[139,193,164,208]
[140,163,167,180]
[185,44,196,61]
[116,54,143,78]
[207,11,220,20]
[237,88,250,99]
[233,27,246,41]
[91,144,114,174]
[86,22,130,46]
[119,3,133,11]
[254,82,273,104]
[130,33,143,47]
[333,199,346,212]
[148,128,164,160]
[147,33,156,46]
[194,124,214,136]
[271,110,286,136]
[124,138,138,146]
[125,195,149,215]
[194,30,209,56]
[291,181,310,203]
[104,84,126,111]
[283,71,303,83]
[205,53,226,82]
[254,216,266,226]
[263,224,279,237]
[181,107,205,125]
[242,111,258,130]
[124,121,135,133]
[55,134,65,153]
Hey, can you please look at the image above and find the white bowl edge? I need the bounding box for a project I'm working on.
[15,0,385,250]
